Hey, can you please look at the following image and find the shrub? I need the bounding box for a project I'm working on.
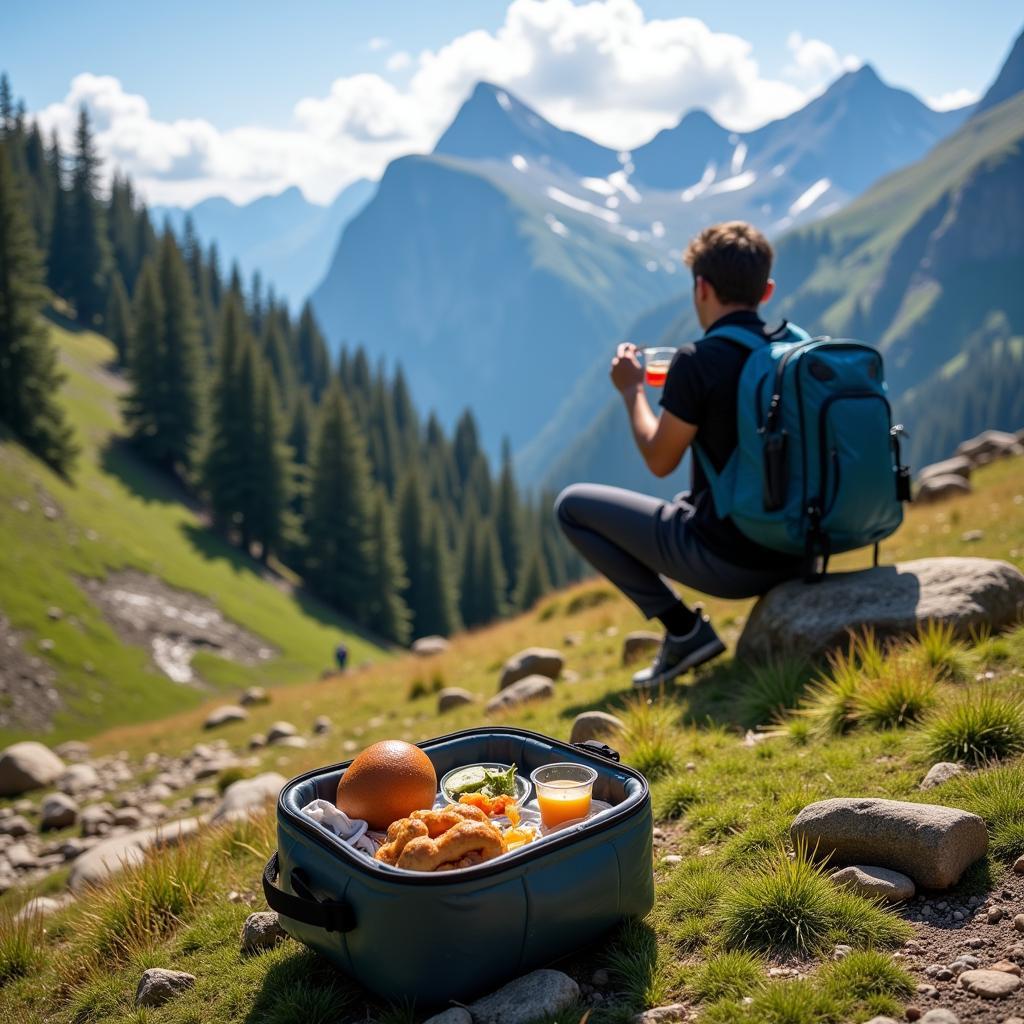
[852,658,938,729]
[406,678,428,700]
[565,587,615,615]
[938,760,1024,861]
[908,620,972,681]
[217,765,250,793]
[717,845,909,955]
[0,912,42,986]
[738,657,812,727]
[925,692,1024,765]
[686,950,763,1003]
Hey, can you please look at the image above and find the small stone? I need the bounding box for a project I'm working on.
[960,530,984,543]
[239,686,270,706]
[240,911,288,955]
[437,687,476,713]
[920,762,964,790]
[0,742,65,796]
[312,715,331,734]
[833,944,853,960]
[990,960,1021,976]
[113,806,143,828]
[661,855,682,867]
[906,1009,922,1022]
[468,969,579,1024]
[915,984,938,997]
[203,705,248,729]
[936,969,954,981]
[570,710,626,745]
[968,936,984,948]
[411,635,450,657]
[40,792,79,830]
[631,1006,688,1024]
[831,864,915,902]
[591,968,609,986]
[485,676,555,714]
[498,648,564,689]
[0,815,32,837]
[920,1013,960,1024]
[248,734,266,750]
[957,968,1021,998]
[1013,854,1024,874]
[272,735,308,748]
[622,630,662,665]
[265,721,297,744]
[422,1011,472,1024]
[988,906,1004,924]
[14,895,70,922]
[134,967,196,1008]
[1013,913,1024,933]
[862,1017,898,1024]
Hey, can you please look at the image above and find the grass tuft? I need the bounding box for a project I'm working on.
[653,774,702,820]
[818,949,913,1002]
[686,950,763,1003]
[908,619,972,681]
[925,691,1024,765]
[605,918,672,1010]
[798,646,863,737]
[622,694,681,781]
[936,760,1024,861]
[852,657,938,729]
[0,911,43,986]
[738,657,812,727]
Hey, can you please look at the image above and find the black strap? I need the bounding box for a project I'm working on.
[574,740,621,763]
[263,852,356,933]
[873,542,880,567]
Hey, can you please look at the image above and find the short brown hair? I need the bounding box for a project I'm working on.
[683,221,773,307]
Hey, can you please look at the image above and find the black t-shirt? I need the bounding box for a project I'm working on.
[659,310,802,570]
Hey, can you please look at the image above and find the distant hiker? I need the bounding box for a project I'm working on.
[556,220,908,689]
[334,642,349,672]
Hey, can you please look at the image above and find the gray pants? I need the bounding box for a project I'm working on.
[554,483,799,619]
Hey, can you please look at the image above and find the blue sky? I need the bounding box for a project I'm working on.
[6,1,1020,206]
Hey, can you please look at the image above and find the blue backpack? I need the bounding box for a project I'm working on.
[692,322,911,577]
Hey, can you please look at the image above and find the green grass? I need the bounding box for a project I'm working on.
[738,657,812,727]
[925,691,1024,764]
[853,658,938,729]
[0,322,383,743]
[907,620,973,682]
[0,911,42,986]
[936,760,1024,861]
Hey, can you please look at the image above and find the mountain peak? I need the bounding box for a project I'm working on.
[974,26,1024,116]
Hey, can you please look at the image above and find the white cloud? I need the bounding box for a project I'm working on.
[926,87,979,111]
[386,51,412,73]
[32,0,883,207]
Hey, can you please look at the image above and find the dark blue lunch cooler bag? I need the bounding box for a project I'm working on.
[263,726,654,1006]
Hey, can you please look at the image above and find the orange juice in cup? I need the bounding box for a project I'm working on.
[643,347,675,388]
[531,763,598,828]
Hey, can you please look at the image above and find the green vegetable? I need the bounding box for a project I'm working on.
[445,763,518,799]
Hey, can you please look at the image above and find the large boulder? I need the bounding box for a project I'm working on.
[570,711,626,745]
[955,429,1024,467]
[791,798,987,890]
[738,557,1024,664]
[914,474,971,504]
[210,772,286,823]
[412,635,450,657]
[916,456,972,482]
[499,648,564,690]
[69,818,201,892]
[486,676,554,714]
[0,742,65,796]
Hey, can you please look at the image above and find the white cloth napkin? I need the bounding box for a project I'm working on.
[300,799,377,856]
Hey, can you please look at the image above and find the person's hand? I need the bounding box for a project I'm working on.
[610,342,644,394]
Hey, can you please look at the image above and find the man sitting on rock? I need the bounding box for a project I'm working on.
[555,221,804,689]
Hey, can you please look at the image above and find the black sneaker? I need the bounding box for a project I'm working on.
[631,613,725,689]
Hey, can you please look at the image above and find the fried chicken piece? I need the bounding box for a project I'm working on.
[374,816,429,865]
[410,804,488,836]
[396,820,506,872]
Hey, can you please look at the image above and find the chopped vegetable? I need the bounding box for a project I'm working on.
[444,763,519,800]
[459,792,521,823]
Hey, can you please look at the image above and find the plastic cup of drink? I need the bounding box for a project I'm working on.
[643,347,675,387]
[530,763,598,829]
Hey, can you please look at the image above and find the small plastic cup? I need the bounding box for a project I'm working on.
[530,763,598,829]
[642,347,675,388]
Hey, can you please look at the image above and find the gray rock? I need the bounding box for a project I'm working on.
[622,630,662,665]
[210,772,286,823]
[631,1007,689,1024]
[0,742,65,796]
[422,1011,472,1024]
[499,648,564,690]
[411,635,450,657]
[570,710,626,745]
[239,686,270,706]
[955,429,1024,466]
[241,911,288,954]
[921,762,963,790]
[134,967,196,1007]
[248,733,266,750]
[265,721,297,744]
[79,804,114,837]
[203,705,248,729]
[738,558,1024,664]
[40,792,79,830]
[0,815,32,837]
[113,806,143,828]
[312,715,332,734]
[831,864,915,902]
[58,763,100,795]
[791,798,987,889]
[915,474,972,505]
[957,968,1021,998]
[68,818,201,892]
[1016,854,1024,875]
[437,687,477,713]
[920,1012,960,1024]
[272,735,308,749]
[14,895,71,922]
[468,969,579,1024]
[917,456,972,482]
[53,740,90,762]
[862,1018,899,1024]
[486,675,555,714]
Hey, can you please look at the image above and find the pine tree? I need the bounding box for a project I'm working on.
[66,106,110,326]
[473,517,507,624]
[304,381,375,619]
[494,437,523,602]
[23,122,52,247]
[46,133,72,299]
[0,143,76,471]
[365,487,412,644]
[122,258,163,449]
[397,464,429,632]
[516,544,551,611]
[452,409,481,494]
[104,270,132,364]
[248,360,290,562]
[458,503,480,627]
[200,292,250,534]
[417,513,461,637]
[295,301,330,400]
[260,309,295,404]
[0,75,12,137]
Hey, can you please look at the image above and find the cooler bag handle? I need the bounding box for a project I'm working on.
[263,852,356,933]
[574,740,621,762]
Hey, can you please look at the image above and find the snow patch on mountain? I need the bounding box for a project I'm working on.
[789,177,832,216]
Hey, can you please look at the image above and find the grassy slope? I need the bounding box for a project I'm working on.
[1,459,1022,1024]
[0,322,382,745]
